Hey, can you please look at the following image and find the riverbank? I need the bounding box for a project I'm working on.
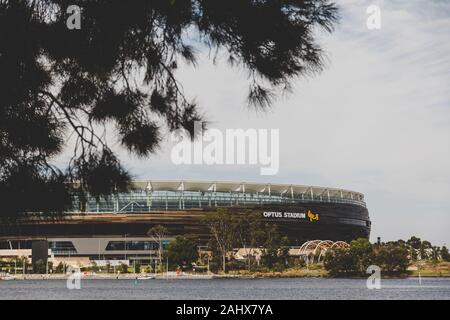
[408,261,450,277]
[1,273,215,280]
[2,262,449,280]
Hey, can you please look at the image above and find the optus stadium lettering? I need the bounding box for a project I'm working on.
[263,210,319,221]
[263,211,305,219]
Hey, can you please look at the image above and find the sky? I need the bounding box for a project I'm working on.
[61,1,450,245]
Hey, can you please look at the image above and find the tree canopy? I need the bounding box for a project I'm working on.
[0,0,338,217]
[165,235,198,268]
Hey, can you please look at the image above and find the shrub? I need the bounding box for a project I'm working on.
[55,262,64,273]
[119,263,129,274]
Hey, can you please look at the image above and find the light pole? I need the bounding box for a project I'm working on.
[207,256,210,274]
[166,257,168,279]
[124,234,127,260]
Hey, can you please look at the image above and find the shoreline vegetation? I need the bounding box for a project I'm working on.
[2,262,449,280]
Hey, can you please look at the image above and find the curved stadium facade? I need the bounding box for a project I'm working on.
[0,181,371,262]
[0,181,370,259]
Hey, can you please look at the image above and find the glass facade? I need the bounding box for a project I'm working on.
[105,240,170,251]
[69,189,367,213]
[49,241,77,255]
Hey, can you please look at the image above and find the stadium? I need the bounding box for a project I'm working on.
[0,180,370,263]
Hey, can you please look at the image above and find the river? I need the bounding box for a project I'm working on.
[0,277,449,300]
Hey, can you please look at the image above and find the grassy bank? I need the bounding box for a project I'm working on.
[408,262,450,277]
[225,265,328,278]
[222,261,450,278]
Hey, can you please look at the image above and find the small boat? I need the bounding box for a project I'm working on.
[136,275,155,280]
[0,275,16,281]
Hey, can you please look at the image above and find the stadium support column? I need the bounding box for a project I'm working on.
[181,190,185,209]
[146,181,153,212]
[32,239,48,273]
[179,181,185,210]
[213,183,217,207]
[165,192,168,211]
[114,193,119,212]
[146,190,152,212]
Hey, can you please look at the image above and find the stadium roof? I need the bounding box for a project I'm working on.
[129,180,365,202]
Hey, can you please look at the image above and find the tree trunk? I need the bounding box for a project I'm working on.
[158,239,163,263]
[222,254,226,273]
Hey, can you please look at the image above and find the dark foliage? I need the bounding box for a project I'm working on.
[0,0,338,217]
[165,235,198,269]
[205,209,290,271]
[324,238,411,277]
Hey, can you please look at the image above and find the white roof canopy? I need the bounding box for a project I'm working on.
[129,180,365,201]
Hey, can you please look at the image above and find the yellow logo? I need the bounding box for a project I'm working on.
[307,210,319,222]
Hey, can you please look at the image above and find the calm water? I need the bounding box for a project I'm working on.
[1,277,449,300]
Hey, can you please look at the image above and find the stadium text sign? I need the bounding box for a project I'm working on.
[263,211,306,219]
[263,210,319,222]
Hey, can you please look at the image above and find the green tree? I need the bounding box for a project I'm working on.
[55,262,65,273]
[0,0,338,218]
[119,263,129,274]
[430,246,440,263]
[324,248,358,277]
[204,209,235,273]
[374,244,409,274]
[420,241,432,260]
[232,212,262,269]
[165,236,198,269]
[406,236,420,261]
[324,238,374,277]
[349,238,373,273]
[406,236,422,250]
[91,261,99,272]
[441,246,450,262]
[147,225,169,264]
[33,259,47,274]
[260,224,288,269]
